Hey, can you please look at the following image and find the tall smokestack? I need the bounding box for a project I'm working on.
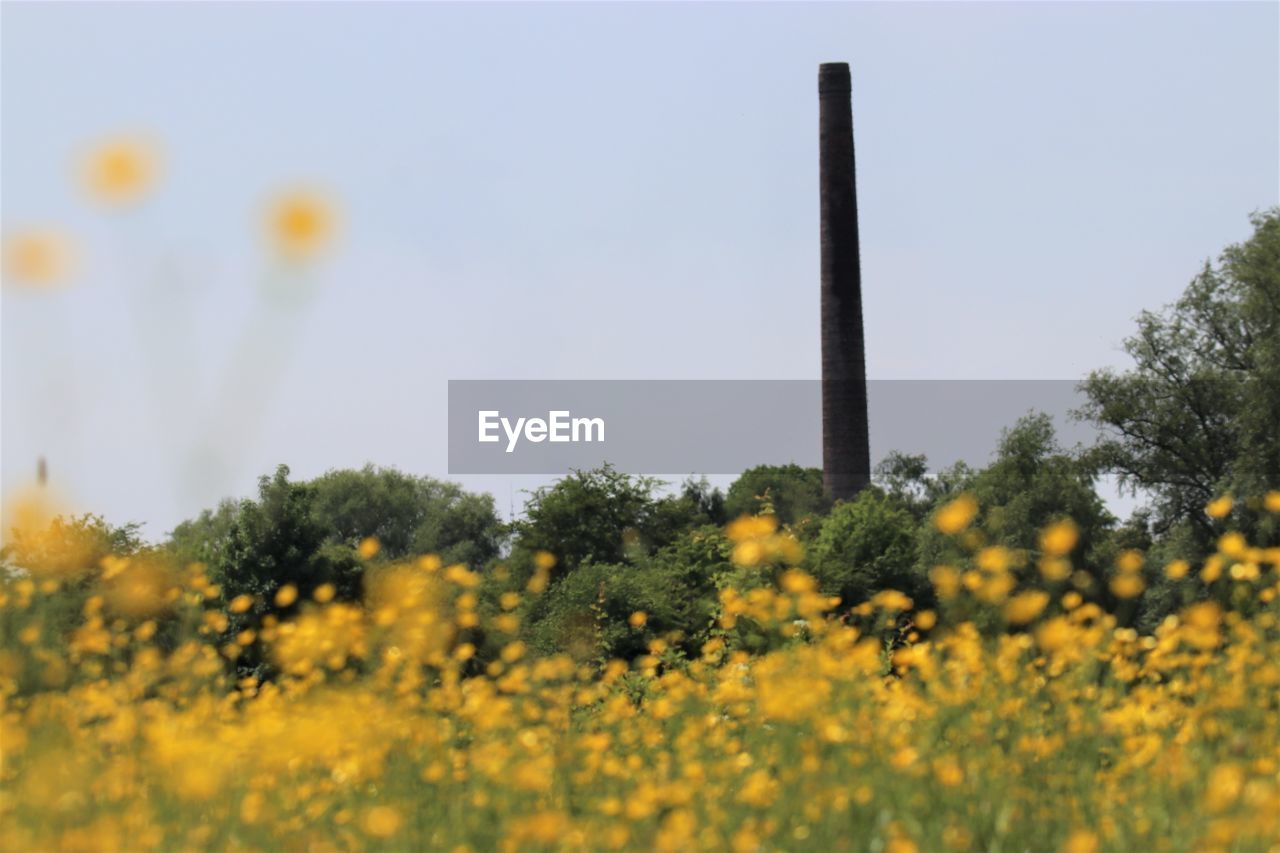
[819,62,871,500]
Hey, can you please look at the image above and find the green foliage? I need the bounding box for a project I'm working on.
[724,464,830,526]
[808,489,926,611]
[169,500,239,567]
[208,466,353,607]
[1078,208,1280,550]
[917,414,1114,580]
[509,465,699,576]
[523,526,732,663]
[309,465,503,566]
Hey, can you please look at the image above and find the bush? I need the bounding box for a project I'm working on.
[523,526,732,663]
[808,490,927,612]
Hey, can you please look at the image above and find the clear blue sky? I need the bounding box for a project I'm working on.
[2,2,1277,537]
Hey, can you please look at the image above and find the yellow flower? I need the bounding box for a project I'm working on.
[726,514,778,542]
[533,551,557,571]
[976,546,1013,574]
[1216,532,1247,560]
[2,230,77,290]
[1038,519,1079,556]
[363,806,402,838]
[274,584,298,607]
[629,611,647,628]
[872,590,913,613]
[934,493,978,535]
[229,594,254,614]
[1164,560,1190,580]
[80,136,160,204]
[313,583,336,603]
[1109,573,1145,599]
[266,188,337,262]
[1204,763,1244,812]
[1003,590,1050,625]
[1061,829,1099,853]
[1115,549,1144,574]
[1205,494,1233,519]
[930,565,961,598]
[1265,491,1280,513]
[357,537,381,560]
[933,757,964,787]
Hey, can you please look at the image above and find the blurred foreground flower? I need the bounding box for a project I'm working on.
[80,135,161,205]
[934,493,978,535]
[0,485,95,579]
[2,230,77,290]
[266,188,337,263]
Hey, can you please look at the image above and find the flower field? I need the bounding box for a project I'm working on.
[2,498,1279,853]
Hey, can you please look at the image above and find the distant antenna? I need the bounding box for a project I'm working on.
[37,456,48,487]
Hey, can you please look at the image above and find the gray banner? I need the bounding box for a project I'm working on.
[448,380,1098,475]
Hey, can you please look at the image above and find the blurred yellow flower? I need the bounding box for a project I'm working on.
[1038,519,1079,556]
[1061,829,1099,853]
[1003,590,1049,626]
[313,583,336,603]
[363,805,402,838]
[1164,559,1190,580]
[976,546,1013,574]
[2,229,77,289]
[726,514,778,542]
[1204,763,1244,812]
[871,590,912,613]
[357,537,381,560]
[80,136,160,205]
[266,188,337,263]
[229,594,254,614]
[629,611,647,628]
[1205,494,1233,519]
[1115,549,1144,574]
[934,493,978,535]
[1217,532,1247,560]
[1265,491,1280,513]
[1109,573,1145,599]
[274,585,298,608]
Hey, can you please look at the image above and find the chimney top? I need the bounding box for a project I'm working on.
[818,63,850,95]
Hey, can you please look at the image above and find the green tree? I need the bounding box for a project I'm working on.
[916,414,1114,585]
[808,489,925,611]
[309,465,502,566]
[211,465,361,608]
[510,465,669,576]
[522,525,732,663]
[724,464,830,526]
[1077,209,1280,550]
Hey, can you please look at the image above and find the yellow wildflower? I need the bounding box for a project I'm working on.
[1205,494,1233,519]
[363,806,402,839]
[80,135,160,204]
[1004,590,1050,625]
[934,493,978,535]
[2,229,77,289]
[1038,519,1079,556]
[266,188,337,262]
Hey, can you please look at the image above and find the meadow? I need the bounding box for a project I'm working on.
[2,495,1278,853]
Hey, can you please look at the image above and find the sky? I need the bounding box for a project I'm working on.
[2,1,1278,538]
